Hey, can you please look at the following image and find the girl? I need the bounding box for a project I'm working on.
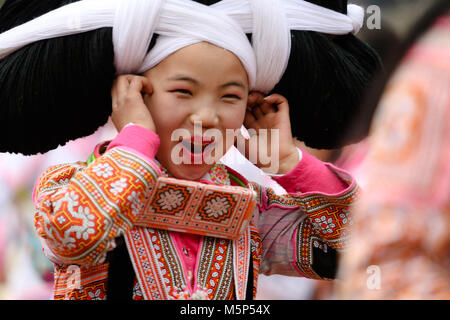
[0,0,368,300]
[34,41,358,300]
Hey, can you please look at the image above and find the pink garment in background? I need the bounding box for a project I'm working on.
[336,14,450,299]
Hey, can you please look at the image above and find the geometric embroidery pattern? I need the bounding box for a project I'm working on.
[233,228,251,300]
[34,148,158,266]
[129,228,260,300]
[250,227,262,299]
[126,227,237,300]
[307,205,350,248]
[292,219,322,280]
[292,218,338,280]
[152,185,191,216]
[266,184,359,249]
[197,191,238,223]
[125,228,170,300]
[135,177,256,240]
[196,236,234,300]
[145,229,188,299]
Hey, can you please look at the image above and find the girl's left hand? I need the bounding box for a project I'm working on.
[243,92,299,174]
[111,75,155,132]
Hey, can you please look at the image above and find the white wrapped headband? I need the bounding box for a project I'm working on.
[0,0,364,93]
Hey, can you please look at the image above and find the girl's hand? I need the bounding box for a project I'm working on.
[243,92,299,174]
[111,75,155,132]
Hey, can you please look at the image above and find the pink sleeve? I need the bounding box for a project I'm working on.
[107,124,160,160]
[272,149,349,194]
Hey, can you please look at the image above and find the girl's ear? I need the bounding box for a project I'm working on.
[143,78,154,96]
[142,87,154,110]
[142,78,153,98]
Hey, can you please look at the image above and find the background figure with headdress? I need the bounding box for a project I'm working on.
[336,0,450,299]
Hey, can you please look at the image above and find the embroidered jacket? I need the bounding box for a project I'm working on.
[33,125,359,300]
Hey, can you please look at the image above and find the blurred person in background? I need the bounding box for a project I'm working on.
[336,0,450,299]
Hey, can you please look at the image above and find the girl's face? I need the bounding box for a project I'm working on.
[143,42,249,180]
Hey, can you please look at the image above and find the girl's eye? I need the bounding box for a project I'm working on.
[170,89,192,96]
[222,94,241,100]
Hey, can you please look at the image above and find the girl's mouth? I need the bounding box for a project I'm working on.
[180,136,215,154]
[179,136,216,163]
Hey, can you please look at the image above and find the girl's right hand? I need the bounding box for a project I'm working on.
[111,74,155,132]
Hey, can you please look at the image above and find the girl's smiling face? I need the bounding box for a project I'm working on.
[142,42,249,180]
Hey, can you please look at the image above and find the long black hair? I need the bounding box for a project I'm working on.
[0,0,115,155]
[0,0,381,155]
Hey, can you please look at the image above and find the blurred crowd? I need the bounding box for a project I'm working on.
[0,0,448,300]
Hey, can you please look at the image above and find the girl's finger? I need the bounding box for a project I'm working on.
[248,91,265,107]
[251,104,265,120]
[116,75,152,107]
[244,110,257,129]
[130,76,152,94]
[115,75,133,105]
[260,101,277,115]
[128,76,147,98]
[141,77,153,95]
[247,92,259,107]
[263,94,288,106]
[111,79,118,109]
[112,76,132,108]
[264,94,290,115]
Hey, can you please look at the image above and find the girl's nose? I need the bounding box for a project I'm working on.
[189,103,219,128]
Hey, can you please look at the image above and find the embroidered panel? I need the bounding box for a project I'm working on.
[196,237,234,300]
[197,191,239,223]
[127,227,240,300]
[132,279,145,300]
[265,185,359,249]
[250,227,262,299]
[233,228,251,300]
[135,177,256,240]
[292,219,321,279]
[265,185,359,212]
[292,219,338,280]
[150,229,187,295]
[125,228,169,300]
[307,205,353,248]
[34,148,159,265]
[36,163,86,196]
